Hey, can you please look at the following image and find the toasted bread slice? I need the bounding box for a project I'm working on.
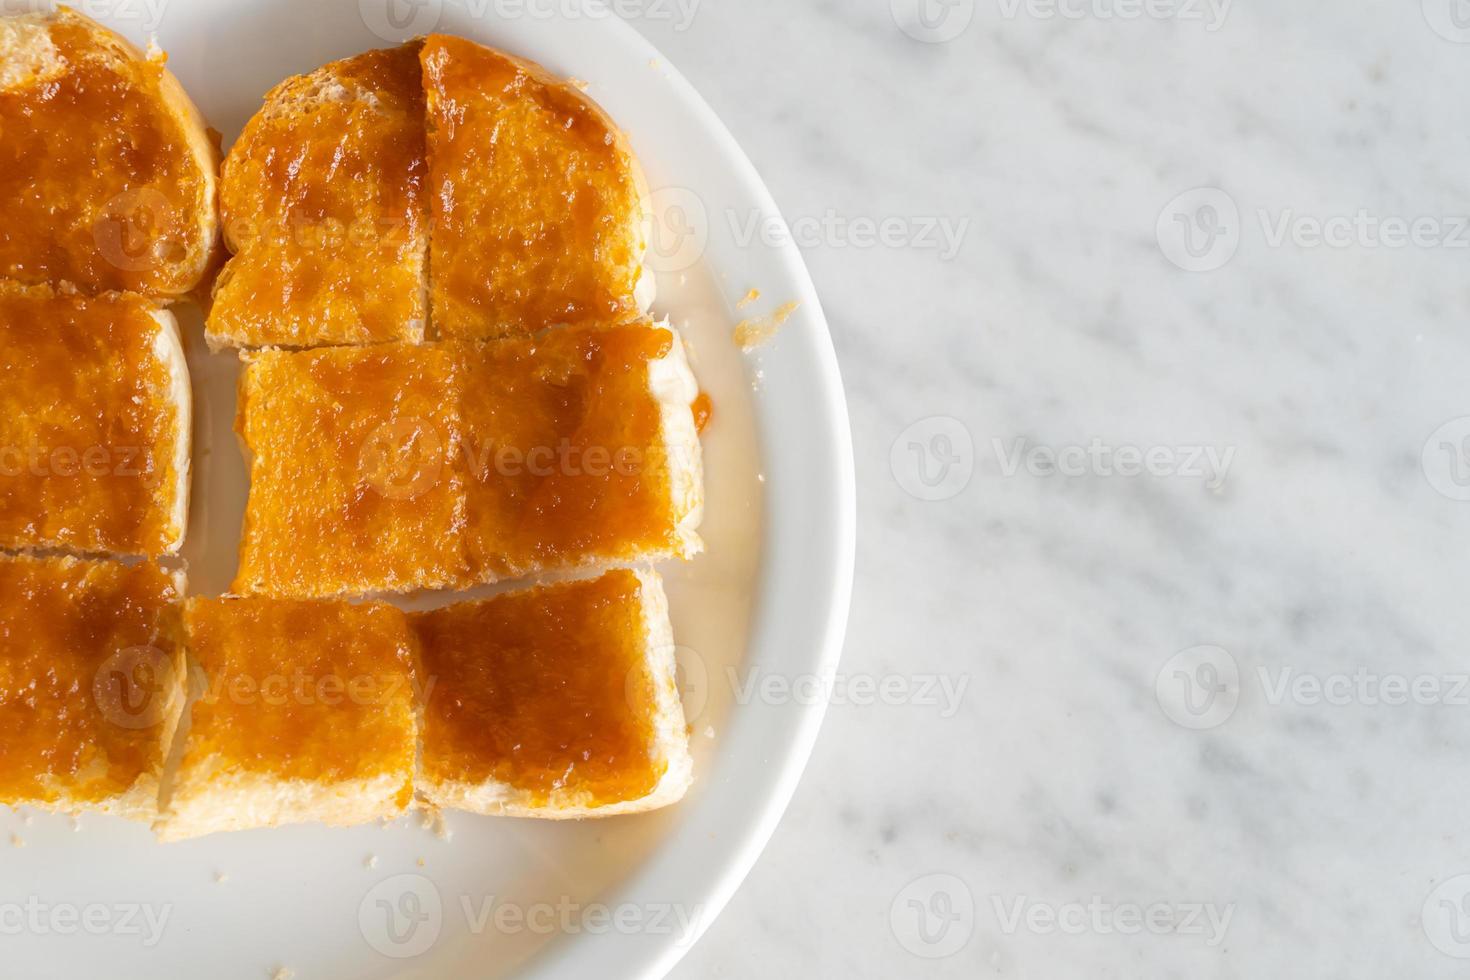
[232,318,702,598]
[421,34,651,339]
[0,553,185,820]
[0,281,190,558]
[154,595,419,841]
[413,569,691,817]
[207,44,428,349]
[457,317,703,584]
[0,7,219,298]
[231,342,468,598]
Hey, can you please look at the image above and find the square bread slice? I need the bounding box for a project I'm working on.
[412,568,692,817]
[0,281,190,558]
[0,553,185,821]
[0,7,219,297]
[231,318,702,598]
[154,595,419,841]
[231,342,468,597]
[456,317,703,584]
[420,34,652,340]
[207,43,428,349]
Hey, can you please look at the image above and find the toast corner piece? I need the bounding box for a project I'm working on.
[416,568,693,819]
[1,6,221,298]
[207,43,427,349]
[154,596,418,841]
[420,34,650,339]
[0,554,186,823]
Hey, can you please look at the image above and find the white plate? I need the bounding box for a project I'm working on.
[0,2,854,977]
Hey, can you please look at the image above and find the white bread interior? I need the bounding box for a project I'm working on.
[150,307,191,554]
[418,568,693,819]
[0,7,220,298]
[652,322,704,561]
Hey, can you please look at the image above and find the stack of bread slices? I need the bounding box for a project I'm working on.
[0,8,705,841]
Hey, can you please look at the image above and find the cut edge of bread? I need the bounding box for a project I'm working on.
[150,306,192,555]
[417,567,693,819]
[652,321,705,561]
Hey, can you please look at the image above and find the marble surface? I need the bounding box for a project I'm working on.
[627,1,1470,976]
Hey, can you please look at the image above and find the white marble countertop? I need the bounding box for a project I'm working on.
[629,1,1470,976]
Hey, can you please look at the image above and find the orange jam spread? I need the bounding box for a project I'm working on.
[180,597,417,787]
[0,11,209,296]
[421,34,646,339]
[0,282,183,557]
[232,343,468,597]
[234,319,697,597]
[413,570,664,804]
[691,392,712,433]
[458,321,683,581]
[209,44,428,347]
[0,554,182,809]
